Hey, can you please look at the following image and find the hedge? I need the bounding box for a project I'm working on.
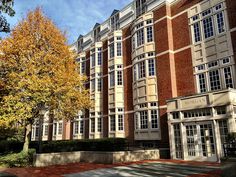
[0,138,127,154]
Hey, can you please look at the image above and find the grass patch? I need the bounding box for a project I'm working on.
[0,149,35,167]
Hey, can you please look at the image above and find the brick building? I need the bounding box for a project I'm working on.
[31,0,236,161]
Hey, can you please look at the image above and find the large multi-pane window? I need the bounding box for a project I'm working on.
[147,26,153,42]
[53,121,63,136]
[224,67,233,88]
[74,121,79,135]
[97,78,102,92]
[196,58,234,93]
[43,124,48,136]
[198,73,207,93]
[151,110,158,128]
[97,118,102,132]
[110,71,115,87]
[209,69,221,91]
[80,120,84,134]
[91,53,95,67]
[118,115,124,131]
[140,111,148,129]
[193,22,201,42]
[109,43,114,58]
[203,16,214,39]
[117,42,122,56]
[173,124,182,159]
[91,118,95,133]
[91,79,95,92]
[191,3,226,43]
[148,59,155,76]
[136,0,146,17]
[81,61,86,74]
[110,115,116,131]
[97,48,102,65]
[137,29,144,46]
[216,12,225,33]
[117,70,123,85]
[138,61,146,79]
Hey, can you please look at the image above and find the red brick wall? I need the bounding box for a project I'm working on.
[174,49,195,96]
[154,19,169,53]
[226,0,236,29]
[124,113,134,143]
[122,27,132,67]
[156,54,173,106]
[153,4,167,21]
[172,12,191,50]
[171,0,202,16]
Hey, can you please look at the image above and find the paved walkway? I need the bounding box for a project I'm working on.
[64,162,222,177]
[0,160,224,177]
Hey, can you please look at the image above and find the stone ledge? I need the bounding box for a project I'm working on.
[33,149,160,167]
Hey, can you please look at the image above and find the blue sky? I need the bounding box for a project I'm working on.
[0,0,133,44]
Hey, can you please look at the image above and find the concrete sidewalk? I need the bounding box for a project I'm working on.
[0,159,224,177]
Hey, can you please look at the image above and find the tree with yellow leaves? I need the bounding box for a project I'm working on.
[0,8,91,153]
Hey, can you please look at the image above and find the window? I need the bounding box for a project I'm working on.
[97,50,102,65]
[91,119,95,133]
[97,78,102,91]
[151,110,158,128]
[203,16,214,39]
[117,42,122,56]
[117,70,123,85]
[109,43,114,58]
[193,22,201,42]
[208,61,218,68]
[219,120,228,145]
[81,62,86,74]
[172,112,179,119]
[110,71,115,87]
[147,26,153,42]
[209,70,221,91]
[80,120,84,134]
[216,12,225,33]
[132,36,136,51]
[215,106,226,115]
[74,121,79,135]
[224,67,233,88]
[136,0,146,17]
[58,122,63,135]
[91,79,95,92]
[140,111,148,129]
[118,115,124,131]
[222,58,230,64]
[183,108,211,118]
[110,115,115,131]
[148,59,155,76]
[173,124,182,159]
[198,73,207,93]
[91,53,95,67]
[133,65,137,81]
[138,61,146,79]
[97,118,102,132]
[43,124,48,136]
[137,29,144,46]
[35,126,39,138]
[53,123,57,136]
[135,114,139,130]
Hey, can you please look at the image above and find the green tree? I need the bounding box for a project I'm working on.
[0,0,15,32]
[0,8,91,153]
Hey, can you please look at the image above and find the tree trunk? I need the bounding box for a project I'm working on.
[23,123,32,153]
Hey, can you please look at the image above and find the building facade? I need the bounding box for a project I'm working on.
[31,0,236,161]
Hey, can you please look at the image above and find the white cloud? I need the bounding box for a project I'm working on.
[0,0,133,43]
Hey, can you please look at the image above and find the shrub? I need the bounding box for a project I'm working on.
[39,138,127,153]
[0,149,36,167]
[0,140,24,154]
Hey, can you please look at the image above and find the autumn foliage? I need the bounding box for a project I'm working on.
[0,8,91,152]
